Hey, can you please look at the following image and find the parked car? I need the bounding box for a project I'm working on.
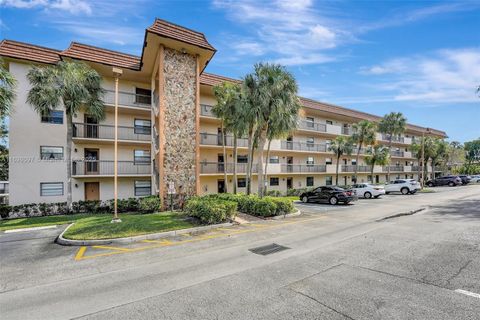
[300,186,358,205]
[458,175,471,185]
[385,179,421,195]
[426,175,462,187]
[470,175,480,183]
[352,183,385,199]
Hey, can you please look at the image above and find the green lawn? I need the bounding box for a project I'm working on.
[63,212,196,240]
[278,196,300,202]
[419,188,435,193]
[0,214,88,231]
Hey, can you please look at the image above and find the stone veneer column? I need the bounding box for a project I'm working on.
[157,46,199,206]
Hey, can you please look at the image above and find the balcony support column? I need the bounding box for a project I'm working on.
[112,67,123,223]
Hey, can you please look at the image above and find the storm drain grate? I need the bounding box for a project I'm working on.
[249,243,290,256]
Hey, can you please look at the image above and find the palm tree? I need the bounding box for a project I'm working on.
[329,136,354,185]
[27,61,105,210]
[411,139,423,181]
[430,139,448,178]
[364,145,390,182]
[422,136,436,181]
[243,63,299,197]
[350,120,377,183]
[0,58,17,119]
[378,112,407,181]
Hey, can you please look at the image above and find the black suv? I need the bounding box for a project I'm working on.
[458,175,471,185]
[300,186,358,205]
[426,176,462,187]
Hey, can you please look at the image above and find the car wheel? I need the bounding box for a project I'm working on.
[427,182,433,187]
[329,196,338,205]
[410,190,417,194]
[448,182,454,187]
[374,195,380,198]
[401,187,409,195]
[302,196,309,203]
[364,191,372,199]
[385,192,390,195]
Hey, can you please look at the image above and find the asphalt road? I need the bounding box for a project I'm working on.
[1,185,479,319]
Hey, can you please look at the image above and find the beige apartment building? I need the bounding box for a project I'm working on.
[0,18,446,206]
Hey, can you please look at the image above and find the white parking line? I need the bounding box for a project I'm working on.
[455,289,480,299]
[4,225,58,233]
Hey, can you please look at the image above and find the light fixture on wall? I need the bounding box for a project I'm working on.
[74,148,77,153]
[75,184,78,188]
[203,185,208,192]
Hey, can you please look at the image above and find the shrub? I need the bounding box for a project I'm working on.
[236,194,259,215]
[287,188,311,196]
[184,197,237,224]
[252,198,277,217]
[139,196,162,213]
[266,190,282,197]
[0,205,10,219]
[265,197,295,215]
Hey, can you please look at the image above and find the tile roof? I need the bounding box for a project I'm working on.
[147,18,216,51]
[0,40,60,64]
[200,72,241,86]
[61,42,141,70]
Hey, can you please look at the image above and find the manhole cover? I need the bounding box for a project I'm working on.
[249,243,290,256]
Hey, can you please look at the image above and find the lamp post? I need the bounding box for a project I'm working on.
[112,67,123,223]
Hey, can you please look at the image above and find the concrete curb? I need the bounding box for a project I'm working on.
[3,225,58,233]
[56,221,234,246]
[271,209,302,220]
[376,207,428,222]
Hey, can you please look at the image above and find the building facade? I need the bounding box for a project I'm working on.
[0,18,446,206]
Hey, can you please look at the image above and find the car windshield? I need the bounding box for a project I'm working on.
[333,187,344,191]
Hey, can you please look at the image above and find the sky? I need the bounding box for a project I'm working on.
[1,0,479,142]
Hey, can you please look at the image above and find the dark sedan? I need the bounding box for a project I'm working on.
[426,176,462,187]
[300,186,358,205]
[458,175,471,185]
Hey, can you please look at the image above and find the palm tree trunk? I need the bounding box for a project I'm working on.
[417,159,421,182]
[263,138,272,195]
[370,162,375,181]
[66,113,73,211]
[354,144,361,183]
[387,138,393,181]
[233,132,238,194]
[257,128,267,197]
[246,126,254,195]
[335,155,340,186]
[221,123,228,193]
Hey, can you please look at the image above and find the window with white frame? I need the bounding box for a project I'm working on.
[135,180,151,196]
[306,176,314,187]
[134,119,151,135]
[40,146,63,160]
[306,117,314,128]
[237,178,246,188]
[270,177,279,186]
[237,155,248,163]
[325,158,332,165]
[306,156,314,166]
[40,182,63,196]
[134,150,150,164]
[306,137,314,147]
[269,156,279,164]
[326,176,333,185]
[41,110,63,124]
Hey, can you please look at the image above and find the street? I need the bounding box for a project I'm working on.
[1,185,480,320]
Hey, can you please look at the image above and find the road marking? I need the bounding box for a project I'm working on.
[4,225,57,233]
[73,215,327,261]
[455,289,480,299]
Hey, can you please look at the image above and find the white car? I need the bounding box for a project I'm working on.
[352,183,385,199]
[470,175,480,183]
[385,179,421,195]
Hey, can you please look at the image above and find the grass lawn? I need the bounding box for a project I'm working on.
[278,196,300,202]
[63,212,196,240]
[0,214,88,231]
[419,188,435,193]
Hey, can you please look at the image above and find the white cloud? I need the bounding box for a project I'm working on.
[1,0,92,15]
[361,48,480,104]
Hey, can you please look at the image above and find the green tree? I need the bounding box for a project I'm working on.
[243,63,299,197]
[350,120,377,183]
[0,58,17,119]
[430,139,448,178]
[464,138,480,173]
[378,112,406,181]
[329,136,354,185]
[364,145,390,181]
[27,61,105,210]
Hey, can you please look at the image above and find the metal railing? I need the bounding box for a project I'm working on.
[381,134,405,143]
[281,141,327,152]
[200,162,258,174]
[341,165,370,172]
[103,90,151,109]
[72,160,151,176]
[390,150,405,157]
[200,104,215,117]
[281,164,327,173]
[342,127,353,135]
[298,120,327,132]
[382,165,405,172]
[73,123,151,141]
[200,133,248,147]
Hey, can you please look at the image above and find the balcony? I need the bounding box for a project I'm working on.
[200,162,258,174]
[103,90,151,109]
[73,123,151,142]
[382,165,405,172]
[390,150,405,157]
[200,133,248,148]
[342,127,354,135]
[281,141,327,152]
[381,134,406,144]
[280,164,326,173]
[200,104,215,117]
[72,160,151,176]
[341,165,371,172]
[298,120,327,133]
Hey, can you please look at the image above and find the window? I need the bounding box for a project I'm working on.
[270,177,279,186]
[306,176,314,187]
[237,178,246,188]
[269,156,279,164]
[325,158,332,165]
[306,156,314,166]
[41,110,63,124]
[351,159,357,165]
[306,117,314,128]
[40,146,63,160]
[237,155,248,163]
[135,88,151,104]
[135,180,151,196]
[134,119,151,135]
[326,120,333,125]
[134,150,150,164]
[40,182,63,196]
[306,137,314,147]
[326,176,333,185]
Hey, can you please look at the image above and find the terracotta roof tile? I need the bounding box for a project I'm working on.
[200,72,240,86]
[147,18,215,51]
[0,40,60,64]
[61,42,141,70]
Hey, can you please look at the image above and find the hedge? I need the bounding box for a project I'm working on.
[184,197,237,224]
[0,196,162,220]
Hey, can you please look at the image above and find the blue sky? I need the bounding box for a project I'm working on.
[1,0,479,142]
